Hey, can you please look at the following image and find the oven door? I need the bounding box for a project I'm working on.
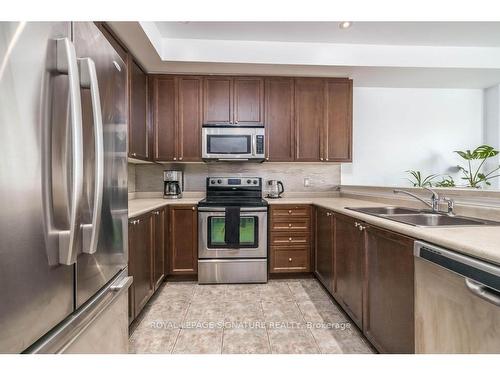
[198,207,268,259]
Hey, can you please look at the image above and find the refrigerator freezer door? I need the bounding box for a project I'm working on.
[26,269,132,354]
[0,22,75,353]
[73,22,128,308]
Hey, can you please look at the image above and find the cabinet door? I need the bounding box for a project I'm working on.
[130,214,154,318]
[334,213,364,328]
[152,208,165,290]
[365,226,415,353]
[178,76,202,161]
[315,207,334,294]
[233,77,264,125]
[203,77,232,124]
[294,78,325,161]
[325,79,352,162]
[154,76,177,161]
[128,60,149,160]
[265,78,294,161]
[127,220,136,323]
[168,205,198,275]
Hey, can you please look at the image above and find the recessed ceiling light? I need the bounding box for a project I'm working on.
[339,21,352,29]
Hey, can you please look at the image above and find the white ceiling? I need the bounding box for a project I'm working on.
[154,22,500,47]
[108,21,500,88]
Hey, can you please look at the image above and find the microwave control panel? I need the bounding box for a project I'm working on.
[256,135,264,154]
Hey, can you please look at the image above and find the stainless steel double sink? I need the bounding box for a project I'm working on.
[345,206,500,227]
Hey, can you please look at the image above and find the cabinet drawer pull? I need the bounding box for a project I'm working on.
[288,210,292,214]
[326,212,332,216]
[131,152,136,157]
[289,237,292,241]
[288,258,292,262]
[288,223,292,227]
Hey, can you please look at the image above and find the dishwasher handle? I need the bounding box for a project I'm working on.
[465,278,500,307]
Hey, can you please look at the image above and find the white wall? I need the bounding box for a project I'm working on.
[341,87,484,187]
[484,84,500,189]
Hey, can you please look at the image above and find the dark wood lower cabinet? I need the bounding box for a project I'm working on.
[152,207,166,290]
[364,226,415,354]
[333,213,365,329]
[315,207,334,294]
[168,205,198,275]
[128,213,154,322]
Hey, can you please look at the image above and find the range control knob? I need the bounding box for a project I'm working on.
[247,179,251,184]
[217,179,222,184]
[253,180,257,184]
[210,180,216,184]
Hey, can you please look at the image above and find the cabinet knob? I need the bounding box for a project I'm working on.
[154,211,159,215]
[288,258,292,262]
[179,157,183,161]
[266,157,269,161]
[288,223,292,227]
[320,157,323,161]
[354,222,359,227]
[326,158,329,161]
[192,206,195,211]
[235,120,239,124]
[288,237,292,241]
[288,210,292,214]
[131,152,136,157]
[326,212,332,216]
[173,157,177,161]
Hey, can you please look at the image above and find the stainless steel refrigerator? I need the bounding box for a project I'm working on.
[0,22,130,353]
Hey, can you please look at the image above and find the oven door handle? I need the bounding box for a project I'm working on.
[198,207,268,212]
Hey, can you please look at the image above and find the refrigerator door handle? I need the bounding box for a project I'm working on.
[56,38,84,265]
[79,57,104,255]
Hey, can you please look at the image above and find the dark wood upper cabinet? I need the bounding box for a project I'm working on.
[178,76,203,161]
[315,207,334,294]
[233,77,264,125]
[325,79,353,162]
[265,78,294,161]
[153,76,177,161]
[128,213,154,321]
[152,208,165,291]
[334,213,364,329]
[364,226,415,354]
[203,77,232,124]
[128,60,149,160]
[168,205,198,275]
[294,78,325,161]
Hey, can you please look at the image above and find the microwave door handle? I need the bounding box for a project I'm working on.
[252,135,257,156]
[79,57,104,255]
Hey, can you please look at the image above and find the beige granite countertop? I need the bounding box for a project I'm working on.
[129,194,500,266]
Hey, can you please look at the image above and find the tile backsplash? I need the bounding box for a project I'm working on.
[132,162,341,193]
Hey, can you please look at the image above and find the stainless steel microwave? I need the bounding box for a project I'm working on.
[202,125,265,162]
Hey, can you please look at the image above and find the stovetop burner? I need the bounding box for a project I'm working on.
[198,176,267,208]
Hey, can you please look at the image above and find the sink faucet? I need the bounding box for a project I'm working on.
[393,187,440,213]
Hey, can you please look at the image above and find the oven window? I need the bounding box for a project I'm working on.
[207,135,251,154]
[207,216,258,248]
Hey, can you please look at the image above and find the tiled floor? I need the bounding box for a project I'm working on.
[129,278,375,354]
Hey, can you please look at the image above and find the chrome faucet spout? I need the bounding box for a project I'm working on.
[393,189,436,212]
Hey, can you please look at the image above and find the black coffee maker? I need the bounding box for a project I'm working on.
[163,170,183,199]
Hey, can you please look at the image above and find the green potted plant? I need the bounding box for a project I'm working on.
[455,145,500,188]
[405,170,438,187]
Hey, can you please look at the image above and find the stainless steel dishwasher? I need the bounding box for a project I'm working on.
[414,241,500,353]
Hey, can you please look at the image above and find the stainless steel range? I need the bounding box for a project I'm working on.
[198,177,268,284]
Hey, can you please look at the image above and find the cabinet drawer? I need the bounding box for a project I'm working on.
[270,217,311,231]
[271,205,311,218]
[271,248,310,273]
[270,232,310,246]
